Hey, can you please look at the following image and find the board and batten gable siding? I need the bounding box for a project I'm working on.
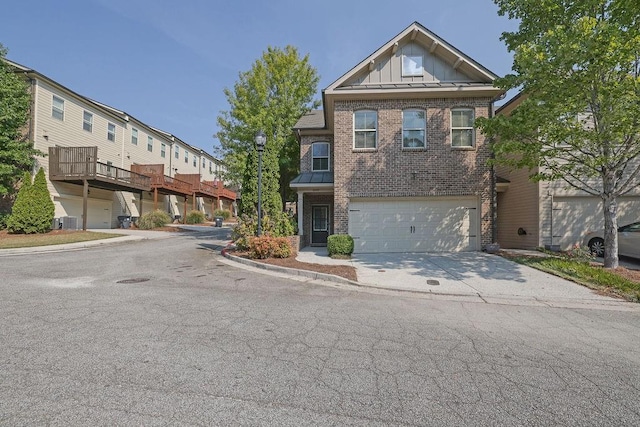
[346,42,474,87]
[332,97,494,247]
[299,135,334,173]
[495,164,541,249]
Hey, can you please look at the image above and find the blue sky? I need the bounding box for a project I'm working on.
[0,0,517,155]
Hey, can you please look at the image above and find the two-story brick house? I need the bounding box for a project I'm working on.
[291,22,504,253]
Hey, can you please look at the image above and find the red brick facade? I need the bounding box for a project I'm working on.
[300,97,495,248]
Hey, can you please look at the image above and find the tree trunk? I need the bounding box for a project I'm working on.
[602,195,619,269]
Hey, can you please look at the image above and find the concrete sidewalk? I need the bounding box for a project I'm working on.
[290,247,638,309]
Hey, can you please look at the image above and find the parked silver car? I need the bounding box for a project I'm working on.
[585,222,640,259]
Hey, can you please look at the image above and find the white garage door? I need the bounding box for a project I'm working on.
[552,196,640,249]
[57,197,113,229]
[348,198,479,253]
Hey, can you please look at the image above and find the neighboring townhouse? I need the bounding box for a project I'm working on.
[6,59,235,229]
[291,22,504,253]
[495,93,640,250]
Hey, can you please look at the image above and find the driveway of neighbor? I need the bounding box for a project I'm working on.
[296,248,632,307]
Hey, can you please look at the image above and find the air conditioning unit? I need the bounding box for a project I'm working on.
[61,216,78,230]
[51,218,62,230]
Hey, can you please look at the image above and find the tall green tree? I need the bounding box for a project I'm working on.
[477,0,640,268]
[0,43,38,201]
[216,45,320,214]
[7,168,54,234]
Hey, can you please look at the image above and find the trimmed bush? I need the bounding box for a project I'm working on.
[7,169,54,234]
[0,212,9,229]
[231,211,296,250]
[185,210,206,224]
[248,236,292,259]
[327,234,354,257]
[138,209,172,229]
[214,209,231,220]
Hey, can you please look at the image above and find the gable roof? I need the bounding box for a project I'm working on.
[317,22,504,131]
[325,21,499,95]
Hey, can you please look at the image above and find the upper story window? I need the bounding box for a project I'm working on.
[82,111,93,132]
[402,54,423,76]
[193,156,196,167]
[52,95,64,121]
[184,151,189,163]
[107,123,116,142]
[202,158,206,168]
[147,136,153,152]
[402,109,426,148]
[160,143,166,158]
[451,108,475,148]
[312,142,330,171]
[174,145,179,159]
[209,161,213,173]
[354,110,377,149]
[131,128,138,145]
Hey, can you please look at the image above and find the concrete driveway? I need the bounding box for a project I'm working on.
[296,248,632,308]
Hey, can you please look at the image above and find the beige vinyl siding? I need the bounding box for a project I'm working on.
[122,123,172,173]
[496,165,541,249]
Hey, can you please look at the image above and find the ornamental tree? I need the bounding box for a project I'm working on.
[477,0,640,268]
[215,45,320,211]
[0,44,39,202]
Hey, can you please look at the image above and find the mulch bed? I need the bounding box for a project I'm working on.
[229,250,358,282]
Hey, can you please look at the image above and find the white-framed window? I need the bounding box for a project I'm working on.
[107,123,116,142]
[402,54,423,76]
[160,143,166,158]
[193,156,196,167]
[52,95,64,121]
[209,161,213,173]
[451,108,475,148]
[184,151,189,163]
[131,128,138,145]
[402,109,426,148]
[147,136,153,152]
[174,145,179,159]
[82,111,93,132]
[312,142,330,171]
[202,158,206,168]
[354,110,377,149]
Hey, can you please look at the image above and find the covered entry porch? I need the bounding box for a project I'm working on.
[290,172,334,247]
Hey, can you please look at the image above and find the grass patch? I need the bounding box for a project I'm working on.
[509,255,640,302]
[0,230,121,249]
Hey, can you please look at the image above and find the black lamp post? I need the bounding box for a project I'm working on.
[255,130,266,236]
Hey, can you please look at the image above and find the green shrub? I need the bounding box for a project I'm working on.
[138,210,172,229]
[7,169,54,234]
[232,211,296,250]
[185,210,206,224]
[214,209,231,220]
[0,212,10,229]
[248,236,292,259]
[562,244,594,264]
[327,234,354,257]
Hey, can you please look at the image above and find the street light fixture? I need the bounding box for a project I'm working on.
[255,130,266,236]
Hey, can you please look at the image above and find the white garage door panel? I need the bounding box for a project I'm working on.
[349,199,478,253]
[553,196,640,249]
[57,198,113,229]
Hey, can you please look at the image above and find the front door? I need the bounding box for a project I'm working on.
[311,205,329,245]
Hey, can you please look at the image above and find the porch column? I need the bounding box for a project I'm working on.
[82,179,89,231]
[139,191,143,217]
[192,194,196,210]
[153,188,158,211]
[297,191,304,237]
[183,197,187,223]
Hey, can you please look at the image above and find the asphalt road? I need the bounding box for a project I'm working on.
[1,228,639,426]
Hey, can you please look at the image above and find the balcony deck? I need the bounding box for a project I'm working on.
[48,147,150,192]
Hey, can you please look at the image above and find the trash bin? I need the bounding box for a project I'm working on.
[214,217,224,227]
[122,218,131,229]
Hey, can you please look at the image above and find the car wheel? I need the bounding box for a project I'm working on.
[588,237,605,257]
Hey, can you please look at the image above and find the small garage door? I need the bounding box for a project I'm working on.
[57,197,113,229]
[552,196,640,248]
[348,198,479,253]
